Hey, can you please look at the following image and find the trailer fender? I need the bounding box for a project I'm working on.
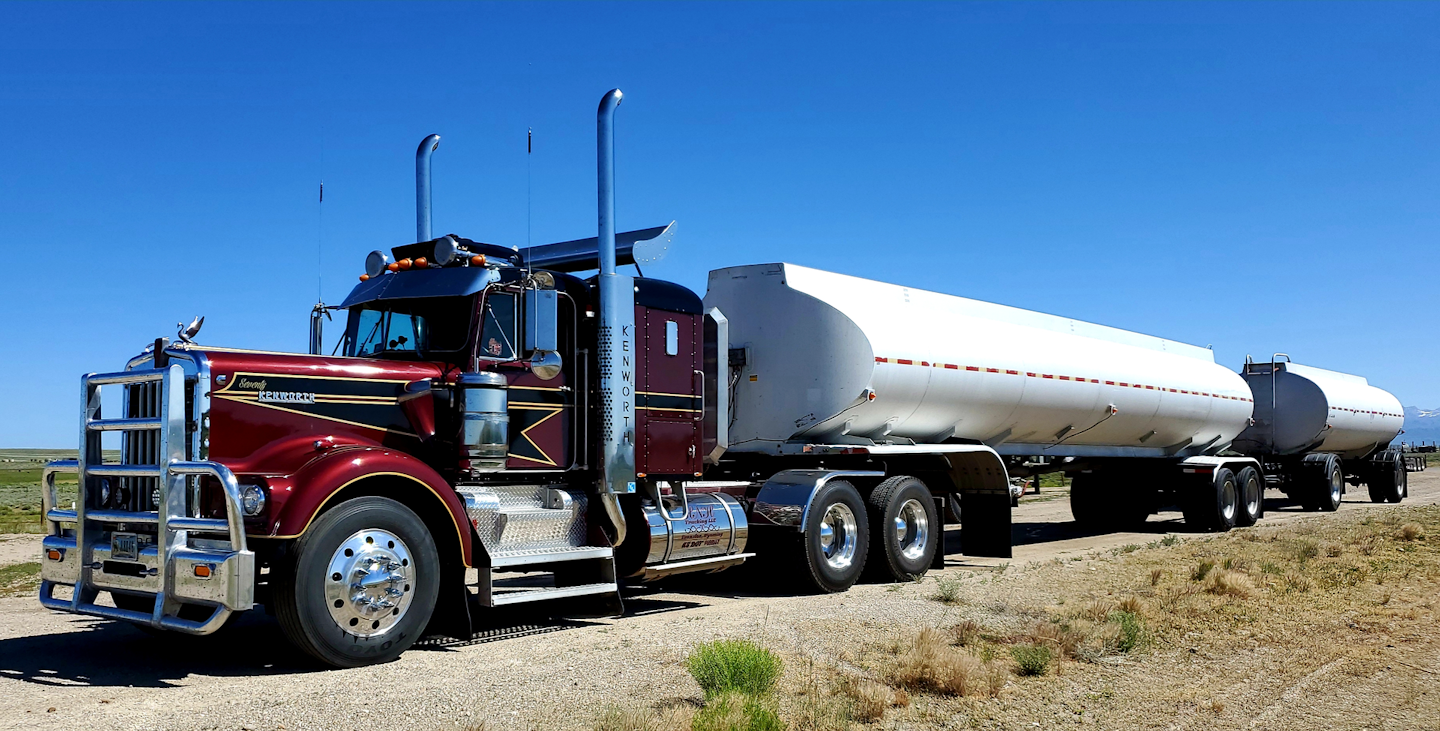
[750,469,885,530]
[254,446,475,568]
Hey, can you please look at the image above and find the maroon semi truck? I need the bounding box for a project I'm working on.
[39,90,1010,667]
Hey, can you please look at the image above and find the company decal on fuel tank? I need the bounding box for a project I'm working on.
[214,372,416,436]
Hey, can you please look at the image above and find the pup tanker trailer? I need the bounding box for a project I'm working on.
[36,90,1408,667]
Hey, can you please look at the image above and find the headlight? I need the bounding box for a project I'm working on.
[240,484,267,516]
[98,478,111,506]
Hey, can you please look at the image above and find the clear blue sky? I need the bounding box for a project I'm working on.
[1,2,1436,448]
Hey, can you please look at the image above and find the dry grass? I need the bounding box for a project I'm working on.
[588,501,1440,730]
[1204,568,1255,598]
[592,705,692,731]
[951,619,981,647]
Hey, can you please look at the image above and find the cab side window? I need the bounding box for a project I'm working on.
[478,291,517,360]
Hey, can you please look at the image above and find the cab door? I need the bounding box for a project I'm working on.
[635,306,703,477]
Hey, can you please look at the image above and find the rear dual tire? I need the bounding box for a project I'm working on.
[1367,454,1407,504]
[866,476,939,582]
[1183,468,1239,532]
[795,480,870,593]
[1234,466,1264,527]
[1299,454,1344,512]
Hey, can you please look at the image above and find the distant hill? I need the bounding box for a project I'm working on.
[1399,406,1440,448]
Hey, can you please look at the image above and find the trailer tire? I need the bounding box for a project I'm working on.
[1367,452,1406,504]
[274,496,439,668]
[865,476,938,582]
[1234,466,1263,527]
[1183,468,1238,532]
[1068,472,1105,528]
[797,479,869,593]
[1300,454,1343,512]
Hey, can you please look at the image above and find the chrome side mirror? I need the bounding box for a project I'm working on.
[523,287,561,380]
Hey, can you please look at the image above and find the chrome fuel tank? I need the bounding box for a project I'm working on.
[642,491,748,566]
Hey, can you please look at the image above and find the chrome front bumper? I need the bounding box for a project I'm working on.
[39,365,254,635]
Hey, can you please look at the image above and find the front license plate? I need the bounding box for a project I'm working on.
[112,532,139,562]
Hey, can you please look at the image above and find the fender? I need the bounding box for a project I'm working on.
[750,469,885,529]
[250,446,474,567]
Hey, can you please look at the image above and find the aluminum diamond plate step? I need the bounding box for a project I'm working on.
[488,545,613,568]
[486,581,618,607]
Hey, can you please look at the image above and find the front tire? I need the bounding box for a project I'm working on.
[274,496,440,667]
[797,480,869,593]
[866,476,938,582]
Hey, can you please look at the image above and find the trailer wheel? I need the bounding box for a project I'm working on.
[274,496,439,668]
[1367,453,1407,504]
[1068,472,1105,528]
[1183,468,1238,532]
[1300,454,1343,512]
[866,476,938,582]
[1234,466,1263,527]
[797,479,869,593]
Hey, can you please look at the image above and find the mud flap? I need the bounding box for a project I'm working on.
[422,559,473,641]
[959,492,1012,558]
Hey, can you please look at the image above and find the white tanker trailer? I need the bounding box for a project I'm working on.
[1232,358,1407,507]
[703,263,1410,567]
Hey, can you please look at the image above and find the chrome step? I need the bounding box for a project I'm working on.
[641,552,755,581]
[486,581,618,607]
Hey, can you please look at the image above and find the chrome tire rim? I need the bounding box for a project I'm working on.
[1330,471,1343,505]
[1243,478,1259,516]
[818,502,859,571]
[893,498,930,562]
[325,528,414,638]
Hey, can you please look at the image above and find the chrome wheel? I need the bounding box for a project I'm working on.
[818,502,859,571]
[1330,471,1343,505]
[892,498,930,562]
[324,528,414,638]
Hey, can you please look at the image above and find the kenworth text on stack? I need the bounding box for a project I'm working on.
[38,90,1412,667]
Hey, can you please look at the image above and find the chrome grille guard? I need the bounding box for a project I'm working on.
[40,364,254,635]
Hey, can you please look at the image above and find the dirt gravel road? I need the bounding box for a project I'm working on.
[1,473,1435,731]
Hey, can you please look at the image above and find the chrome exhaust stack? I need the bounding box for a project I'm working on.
[416,134,441,242]
[595,89,634,545]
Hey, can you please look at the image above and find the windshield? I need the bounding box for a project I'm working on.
[345,296,474,359]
